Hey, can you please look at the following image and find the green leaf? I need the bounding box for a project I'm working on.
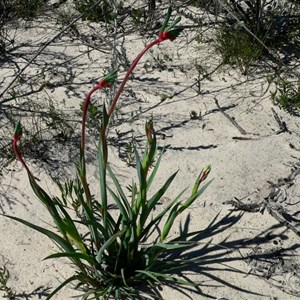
[159,7,172,34]
[46,275,80,300]
[140,188,187,240]
[133,146,143,187]
[121,268,129,288]
[107,186,129,222]
[152,241,193,250]
[136,270,162,284]
[160,180,212,241]
[44,252,95,265]
[96,229,125,264]
[133,146,146,214]
[146,148,164,190]
[178,179,213,214]
[80,198,106,245]
[160,202,180,241]
[93,200,116,235]
[139,171,178,231]
[53,200,87,253]
[147,171,178,213]
[129,179,138,207]
[4,215,75,256]
[28,175,67,236]
[107,163,132,219]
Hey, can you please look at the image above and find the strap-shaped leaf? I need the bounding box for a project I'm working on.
[4,215,75,255]
[107,163,132,219]
[120,268,129,288]
[160,202,180,241]
[140,188,187,240]
[133,146,144,187]
[107,186,129,222]
[136,270,162,284]
[147,170,178,213]
[146,148,164,190]
[96,229,125,264]
[28,175,70,238]
[80,198,105,246]
[53,200,87,253]
[152,241,193,250]
[46,275,81,300]
[139,170,178,231]
[133,146,146,215]
[44,252,95,265]
[178,179,213,214]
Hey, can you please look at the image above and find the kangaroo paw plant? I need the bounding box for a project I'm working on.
[9,8,212,300]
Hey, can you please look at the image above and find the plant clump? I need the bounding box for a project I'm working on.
[272,78,300,116]
[215,0,300,73]
[6,8,212,300]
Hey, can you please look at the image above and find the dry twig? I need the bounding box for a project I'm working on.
[214,97,247,134]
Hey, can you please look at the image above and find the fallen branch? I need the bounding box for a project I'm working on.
[225,165,300,236]
[271,108,290,134]
[214,97,247,135]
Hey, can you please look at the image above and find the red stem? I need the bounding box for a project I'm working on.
[13,136,32,176]
[107,38,161,118]
[81,85,101,157]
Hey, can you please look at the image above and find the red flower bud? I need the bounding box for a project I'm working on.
[98,80,111,88]
[199,165,211,184]
[99,70,117,88]
[158,31,171,41]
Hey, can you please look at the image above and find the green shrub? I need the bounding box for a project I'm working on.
[215,0,300,71]
[188,0,221,13]
[13,0,48,19]
[216,25,265,74]
[0,0,48,21]
[0,266,15,299]
[272,79,300,116]
[74,0,114,22]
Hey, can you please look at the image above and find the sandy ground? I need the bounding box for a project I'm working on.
[0,3,300,299]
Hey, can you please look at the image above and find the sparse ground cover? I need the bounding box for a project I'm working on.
[0,0,300,299]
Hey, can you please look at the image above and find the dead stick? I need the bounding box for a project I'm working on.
[271,108,289,134]
[214,97,247,135]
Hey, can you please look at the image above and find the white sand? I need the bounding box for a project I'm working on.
[0,4,299,299]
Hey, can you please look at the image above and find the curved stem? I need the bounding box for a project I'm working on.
[81,85,101,157]
[107,38,161,118]
[13,136,32,176]
[99,38,163,235]
[100,38,162,170]
[80,85,102,208]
